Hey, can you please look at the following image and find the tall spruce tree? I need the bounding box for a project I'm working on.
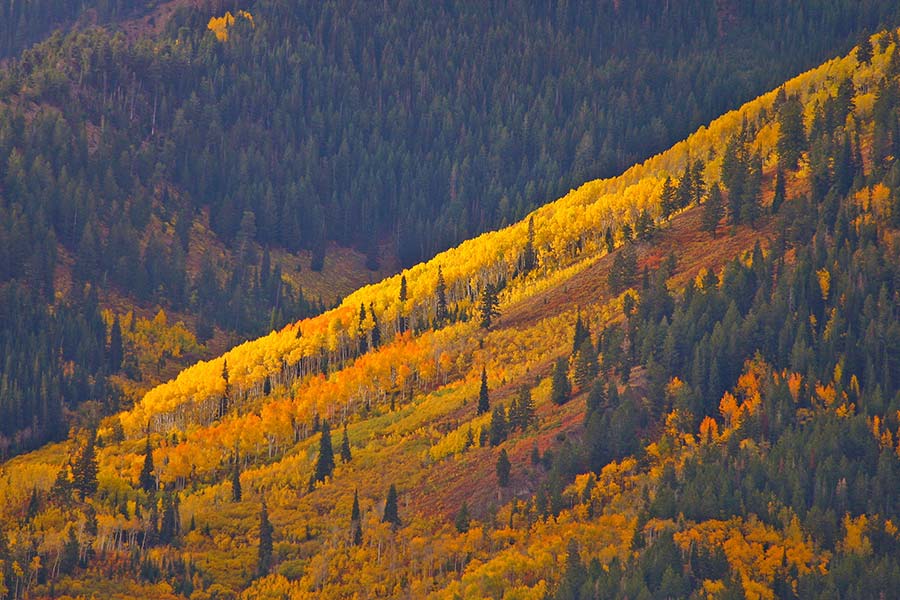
[479,282,500,328]
[73,431,99,500]
[258,500,273,575]
[477,367,491,415]
[340,424,352,463]
[702,182,725,237]
[496,449,511,488]
[383,484,400,528]
[435,266,449,327]
[313,420,335,484]
[350,489,363,545]
[231,452,242,502]
[522,216,537,273]
[139,435,155,494]
[551,358,572,405]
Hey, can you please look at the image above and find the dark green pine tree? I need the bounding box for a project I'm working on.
[777,94,806,170]
[571,310,589,355]
[604,227,615,253]
[454,501,471,533]
[258,500,274,576]
[357,303,368,355]
[219,359,230,418]
[350,489,363,545]
[398,275,408,334]
[659,176,677,217]
[369,303,381,348]
[60,526,80,575]
[73,431,99,500]
[340,424,352,463]
[313,420,336,484]
[108,314,123,372]
[382,484,400,528]
[701,182,725,237]
[857,32,874,65]
[477,367,491,415]
[771,168,786,214]
[522,216,537,274]
[479,282,500,328]
[573,337,598,389]
[231,452,242,502]
[139,435,155,494]
[551,358,572,405]
[489,404,507,446]
[555,539,587,600]
[496,448,511,488]
[435,265,448,326]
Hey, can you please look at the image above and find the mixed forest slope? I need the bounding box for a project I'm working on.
[1,0,898,459]
[3,24,900,600]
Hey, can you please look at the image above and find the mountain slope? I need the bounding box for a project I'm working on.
[2,0,898,460]
[2,28,900,600]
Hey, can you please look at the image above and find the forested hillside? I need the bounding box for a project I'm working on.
[1,27,899,600]
[2,0,898,459]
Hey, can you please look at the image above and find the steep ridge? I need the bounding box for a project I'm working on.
[1,29,900,599]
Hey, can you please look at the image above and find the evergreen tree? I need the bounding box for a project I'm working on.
[369,303,381,348]
[777,94,806,170]
[159,492,180,544]
[219,359,230,418]
[604,227,615,253]
[551,358,572,405]
[572,310,589,355]
[477,367,491,415]
[435,265,448,326]
[139,435,155,494]
[772,168,786,213]
[73,431,99,500]
[702,182,725,237]
[523,216,537,273]
[479,282,501,328]
[313,420,335,484]
[857,32,874,65]
[258,500,274,575]
[659,176,677,217]
[350,489,363,545]
[231,452,242,502]
[398,275,408,334]
[50,464,73,506]
[357,303,368,355]
[586,379,608,416]
[510,385,536,431]
[340,424,352,463]
[608,246,637,294]
[555,539,587,600]
[454,501,471,533]
[61,526,80,575]
[489,404,508,446]
[496,448,511,488]
[573,337,598,389]
[382,484,400,527]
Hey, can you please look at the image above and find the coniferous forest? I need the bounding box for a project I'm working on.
[2,2,900,599]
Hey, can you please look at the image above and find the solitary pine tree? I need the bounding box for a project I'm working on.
[73,431,99,500]
[313,420,335,484]
[772,168,786,213]
[551,358,572,405]
[369,303,381,348]
[489,405,507,446]
[219,359,231,418]
[573,337,598,389]
[350,489,363,545]
[139,435,155,494]
[340,425,352,463]
[659,176,677,217]
[383,484,400,527]
[435,266,448,326]
[398,275,408,334]
[571,310,589,355]
[231,452,242,502]
[701,182,725,237]
[477,367,490,415]
[479,282,500,328]
[496,449,511,488]
[357,304,368,355]
[258,500,273,575]
[454,502,471,533]
[522,216,537,273]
